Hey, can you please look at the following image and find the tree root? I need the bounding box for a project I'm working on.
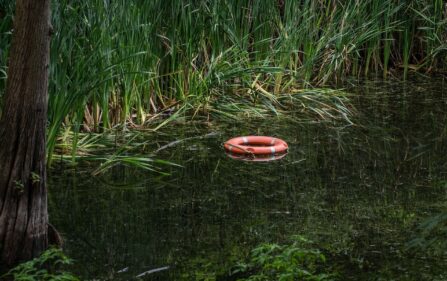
[48,223,63,248]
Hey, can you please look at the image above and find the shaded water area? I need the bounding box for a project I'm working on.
[49,78,447,280]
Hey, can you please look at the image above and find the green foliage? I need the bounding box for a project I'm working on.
[233,236,335,281]
[13,180,24,193]
[31,172,41,184]
[2,248,79,281]
[1,0,446,158]
[52,130,182,175]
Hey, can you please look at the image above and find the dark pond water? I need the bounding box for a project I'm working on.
[49,78,447,280]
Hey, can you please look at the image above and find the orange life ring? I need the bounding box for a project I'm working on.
[224,136,288,155]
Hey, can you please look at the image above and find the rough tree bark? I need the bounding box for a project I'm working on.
[0,0,51,267]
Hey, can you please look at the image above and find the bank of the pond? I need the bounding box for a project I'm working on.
[47,78,447,280]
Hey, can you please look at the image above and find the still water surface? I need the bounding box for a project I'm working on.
[49,78,447,280]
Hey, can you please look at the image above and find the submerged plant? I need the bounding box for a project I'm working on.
[51,130,182,175]
[406,181,447,254]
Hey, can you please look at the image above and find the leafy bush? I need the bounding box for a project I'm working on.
[2,247,79,281]
[233,236,335,281]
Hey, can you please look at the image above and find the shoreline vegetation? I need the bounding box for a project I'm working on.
[0,0,446,161]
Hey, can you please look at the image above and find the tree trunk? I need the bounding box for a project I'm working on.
[0,0,51,267]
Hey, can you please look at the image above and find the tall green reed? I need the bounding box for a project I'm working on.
[0,0,445,160]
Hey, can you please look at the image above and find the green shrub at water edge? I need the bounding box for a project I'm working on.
[232,236,335,281]
[2,247,79,281]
